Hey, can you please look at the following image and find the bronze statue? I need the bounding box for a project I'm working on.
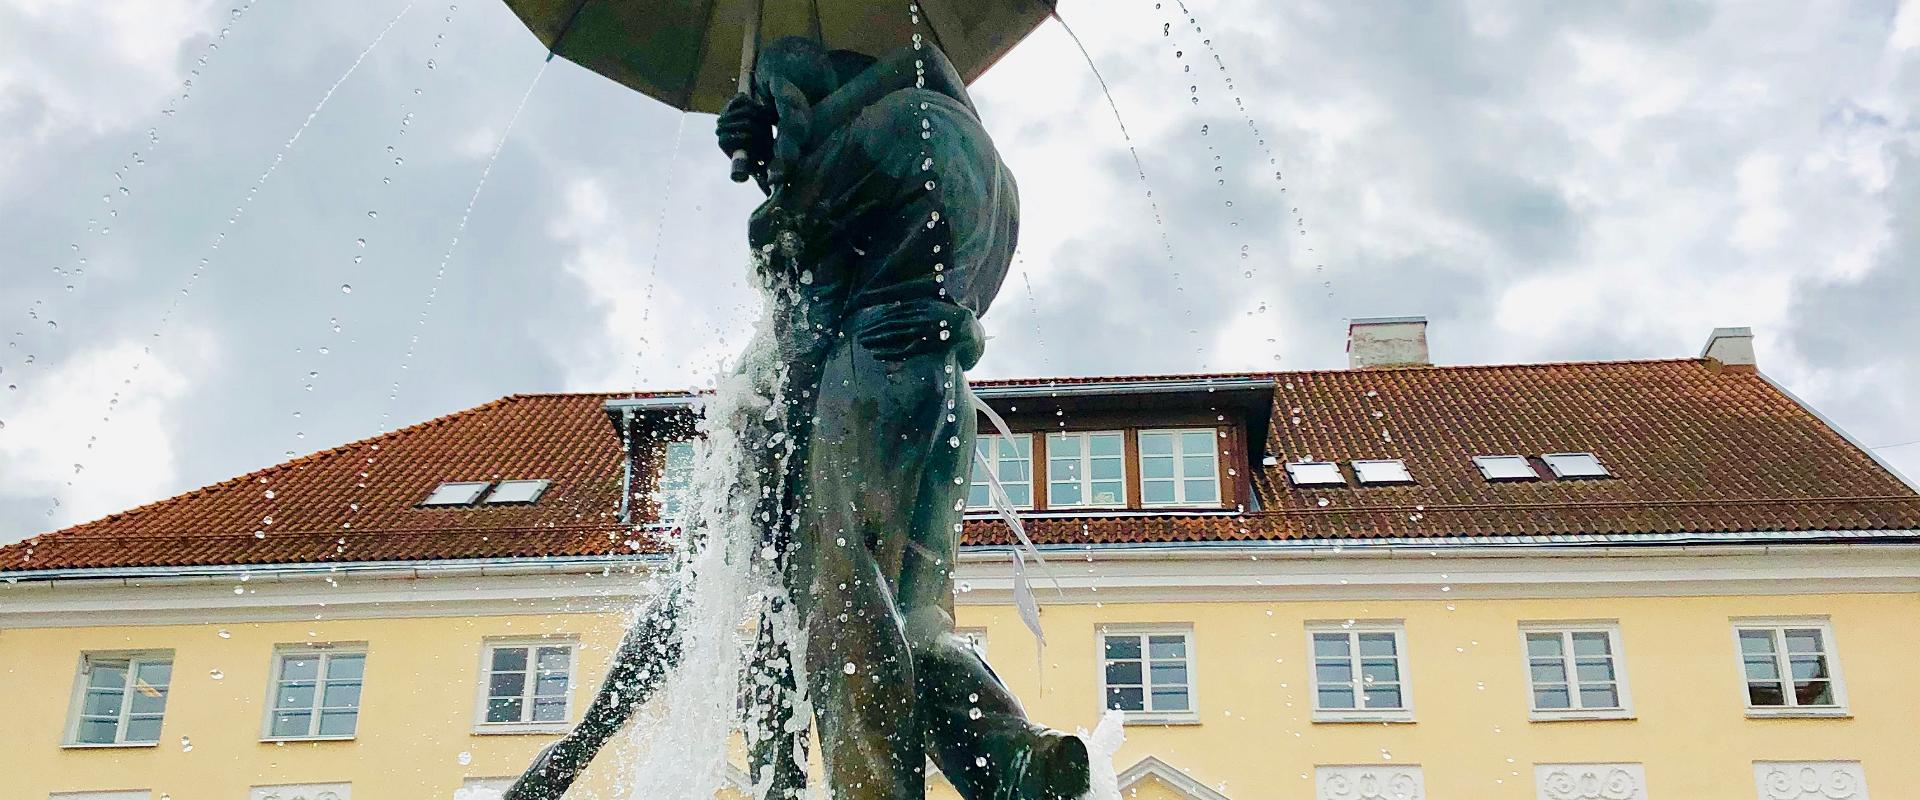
[507,38,1088,800]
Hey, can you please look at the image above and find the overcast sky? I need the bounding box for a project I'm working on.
[1,0,1917,541]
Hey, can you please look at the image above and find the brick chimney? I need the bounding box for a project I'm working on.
[1347,316,1430,369]
[1701,326,1756,367]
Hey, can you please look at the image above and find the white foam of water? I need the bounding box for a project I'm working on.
[1076,710,1127,800]
[452,788,504,800]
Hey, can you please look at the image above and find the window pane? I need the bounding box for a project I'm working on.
[275,684,316,710]
[1103,636,1140,660]
[1525,634,1563,659]
[1789,655,1827,681]
[1317,686,1356,709]
[487,697,524,723]
[1744,657,1780,681]
[1141,457,1174,480]
[532,697,567,722]
[135,660,173,687]
[1312,633,1350,658]
[1149,662,1187,687]
[1182,453,1216,478]
[1534,687,1570,709]
[1356,633,1397,658]
[535,674,569,697]
[1315,661,1353,684]
[1530,662,1567,684]
[123,715,162,742]
[966,484,991,508]
[1747,681,1786,706]
[1149,687,1190,711]
[76,718,118,744]
[280,656,320,681]
[316,710,357,736]
[1570,632,1611,657]
[1089,481,1124,505]
[1088,434,1123,457]
[271,711,313,738]
[128,686,168,715]
[1784,629,1824,654]
[1363,686,1402,709]
[1794,680,1834,706]
[1139,433,1172,456]
[322,682,361,709]
[1147,636,1186,660]
[1738,630,1777,656]
[492,647,528,672]
[1179,430,1214,454]
[82,688,125,717]
[536,647,570,671]
[489,672,524,698]
[1004,484,1032,506]
[1183,479,1219,503]
[1104,686,1144,711]
[1105,661,1142,686]
[1574,659,1615,683]
[1142,481,1175,504]
[1090,458,1122,481]
[1049,482,1083,506]
[1361,659,1399,684]
[1579,685,1619,708]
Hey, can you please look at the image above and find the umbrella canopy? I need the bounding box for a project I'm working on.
[504,0,1056,115]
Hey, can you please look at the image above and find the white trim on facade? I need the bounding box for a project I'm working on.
[1116,756,1232,800]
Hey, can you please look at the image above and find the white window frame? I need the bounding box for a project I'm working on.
[1542,452,1610,479]
[654,440,699,524]
[1137,428,1223,507]
[1284,461,1345,487]
[1473,454,1538,481]
[1046,431,1129,509]
[63,650,173,748]
[260,644,367,741]
[1096,625,1198,725]
[473,636,578,734]
[483,479,550,505]
[1351,459,1414,485]
[420,481,490,507]
[1518,622,1634,721]
[1730,617,1850,718]
[1306,621,1414,723]
[967,434,1034,510]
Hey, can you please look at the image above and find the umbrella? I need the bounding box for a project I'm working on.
[502,0,1057,178]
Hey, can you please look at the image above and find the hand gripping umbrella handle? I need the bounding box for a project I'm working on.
[730,0,763,184]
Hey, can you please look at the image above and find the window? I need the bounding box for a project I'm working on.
[1521,624,1631,719]
[265,647,365,740]
[484,479,549,505]
[1138,429,1221,506]
[967,434,1033,509]
[1308,623,1412,722]
[421,481,490,506]
[1473,455,1538,481]
[1100,628,1194,721]
[66,652,171,746]
[1285,461,1345,487]
[655,441,698,522]
[1542,452,1610,479]
[478,640,574,729]
[1351,459,1414,485]
[1047,431,1126,507]
[1735,620,1846,715]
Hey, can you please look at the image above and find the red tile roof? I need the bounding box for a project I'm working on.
[5,359,1917,573]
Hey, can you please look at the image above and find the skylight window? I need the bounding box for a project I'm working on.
[421,481,490,507]
[485,479,550,505]
[1542,452,1610,479]
[1473,455,1539,482]
[1285,461,1345,487]
[1352,459,1414,485]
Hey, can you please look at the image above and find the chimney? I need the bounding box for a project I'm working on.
[1701,326,1756,367]
[1347,316,1430,369]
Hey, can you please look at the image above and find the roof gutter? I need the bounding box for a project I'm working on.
[1,553,665,585]
[971,377,1277,400]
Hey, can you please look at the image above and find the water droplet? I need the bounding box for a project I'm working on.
[218,629,231,638]
[843,662,858,675]
[355,238,366,247]
[457,751,473,765]
[180,736,193,752]
[209,669,224,680]
[339,285,352,294]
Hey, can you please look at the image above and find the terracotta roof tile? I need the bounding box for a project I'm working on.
[6,361,1918,573]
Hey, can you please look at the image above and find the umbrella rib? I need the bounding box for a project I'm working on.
[548,0,594,54]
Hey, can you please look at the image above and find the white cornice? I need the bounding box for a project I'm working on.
[1117,756,1233,800]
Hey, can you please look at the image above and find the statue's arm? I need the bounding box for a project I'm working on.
[804,44,973,149]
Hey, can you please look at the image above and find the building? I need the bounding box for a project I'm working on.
[5,319,1919,800]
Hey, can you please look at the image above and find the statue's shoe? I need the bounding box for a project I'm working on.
[1016,729,1091,800]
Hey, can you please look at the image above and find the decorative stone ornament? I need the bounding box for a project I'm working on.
[1753,761,1868,799]
[1316,765,1425,800]
[1534,763,1646,800]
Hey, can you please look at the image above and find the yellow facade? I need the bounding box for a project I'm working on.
[6,550,1918,799]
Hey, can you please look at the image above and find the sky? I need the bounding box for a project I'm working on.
[1,0,1917,542]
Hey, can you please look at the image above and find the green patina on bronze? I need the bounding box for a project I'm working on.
[506,36,1087,800]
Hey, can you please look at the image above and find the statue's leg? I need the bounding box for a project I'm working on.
[504,577,687,800]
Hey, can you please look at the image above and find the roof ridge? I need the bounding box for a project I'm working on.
[27,394,532,540]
